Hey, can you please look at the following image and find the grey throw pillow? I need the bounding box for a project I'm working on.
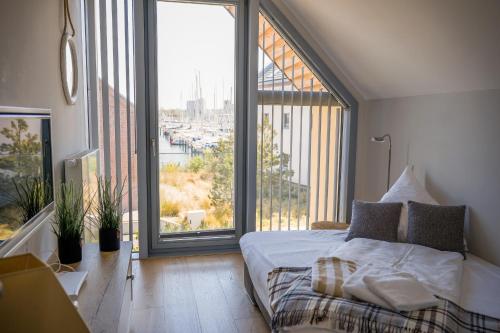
[407,201,466,255]
[346,200,403,242]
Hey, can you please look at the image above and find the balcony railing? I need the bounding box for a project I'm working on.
[255,17,347,232]
[256,92,346,231]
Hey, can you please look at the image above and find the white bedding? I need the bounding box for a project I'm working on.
[240,230,348,315]
[239,230,500,331]
[331,238,463,304]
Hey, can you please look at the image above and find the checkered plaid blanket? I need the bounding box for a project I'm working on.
[268,267,500,333]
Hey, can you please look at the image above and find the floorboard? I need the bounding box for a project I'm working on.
[131,253,269,333]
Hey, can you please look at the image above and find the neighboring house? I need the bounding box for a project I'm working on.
[257,59,344,221]
[98,80,138,215]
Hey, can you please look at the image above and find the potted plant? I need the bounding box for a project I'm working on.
[93,177,124,252]
[53,182,90,264]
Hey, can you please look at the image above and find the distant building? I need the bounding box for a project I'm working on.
[258,62,294,91]
[98,81,138,214]
[186,97,205,120]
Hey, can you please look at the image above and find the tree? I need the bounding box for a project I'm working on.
[256,117,294,217]
[0,119,43,219]
[187,155,205,173]
[203,118,295,227]
[206,135,234,223]
[0,119,42,176]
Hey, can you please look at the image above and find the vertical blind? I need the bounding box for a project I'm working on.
[85,0,138,249]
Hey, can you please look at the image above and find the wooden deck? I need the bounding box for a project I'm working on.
[131,253,269,333]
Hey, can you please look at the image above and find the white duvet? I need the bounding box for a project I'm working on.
[240,230,500,333]
[329,238,464,304]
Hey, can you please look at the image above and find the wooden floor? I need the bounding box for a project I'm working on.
[131,253,269,333]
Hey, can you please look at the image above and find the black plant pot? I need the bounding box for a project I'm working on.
[99,228,120,252]
[58,237,82,264]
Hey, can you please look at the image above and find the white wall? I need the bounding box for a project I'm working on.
[258,105,311,185]
[275,0,500,100]
[355,89,500,266]
[0,0,88,259]
[272,0,500,266]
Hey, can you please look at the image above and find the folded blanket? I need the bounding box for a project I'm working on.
[268,267,500,333]
[364,272,439,311]
[311,256,357,298]
[342,264,393,309]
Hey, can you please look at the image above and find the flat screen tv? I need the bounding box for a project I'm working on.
[0,107,53,254]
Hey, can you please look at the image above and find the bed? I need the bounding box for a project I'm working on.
[240,230,500,332]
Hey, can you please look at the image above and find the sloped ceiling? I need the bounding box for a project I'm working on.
[277,0,500,100]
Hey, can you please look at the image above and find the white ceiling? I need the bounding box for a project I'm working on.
[278,0,500,100]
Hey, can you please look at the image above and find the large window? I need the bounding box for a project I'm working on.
[85,0,356,256]
[255,11,349,231]
[156,1,237,236]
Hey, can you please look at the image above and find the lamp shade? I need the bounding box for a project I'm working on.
[0,253,89,332]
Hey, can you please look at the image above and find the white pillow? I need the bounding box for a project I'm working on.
[380,166,437,241]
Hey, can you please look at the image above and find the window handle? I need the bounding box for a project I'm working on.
[151,138,156,156]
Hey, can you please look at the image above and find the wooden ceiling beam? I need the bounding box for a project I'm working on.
[283,59,305,73]
[258,13,325,92]
[264,38,287,55]
[258,26,275,40]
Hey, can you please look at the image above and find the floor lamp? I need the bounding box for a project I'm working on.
[371,134,392,191]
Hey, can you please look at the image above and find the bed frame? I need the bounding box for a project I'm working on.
[244,263,272,327]
[243,223,350,329]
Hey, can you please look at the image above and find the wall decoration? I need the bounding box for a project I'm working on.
[60,0,78,105]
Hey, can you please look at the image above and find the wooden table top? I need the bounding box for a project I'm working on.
[70,242,132,333]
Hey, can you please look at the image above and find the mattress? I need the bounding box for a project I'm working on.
[239,230,500,325]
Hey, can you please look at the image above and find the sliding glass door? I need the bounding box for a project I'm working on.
[149,0,244,252]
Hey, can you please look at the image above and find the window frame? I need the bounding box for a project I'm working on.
[283,112,290,130]
[143,0,247,255]
[256,0,358,226]
[131,0,357,256]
